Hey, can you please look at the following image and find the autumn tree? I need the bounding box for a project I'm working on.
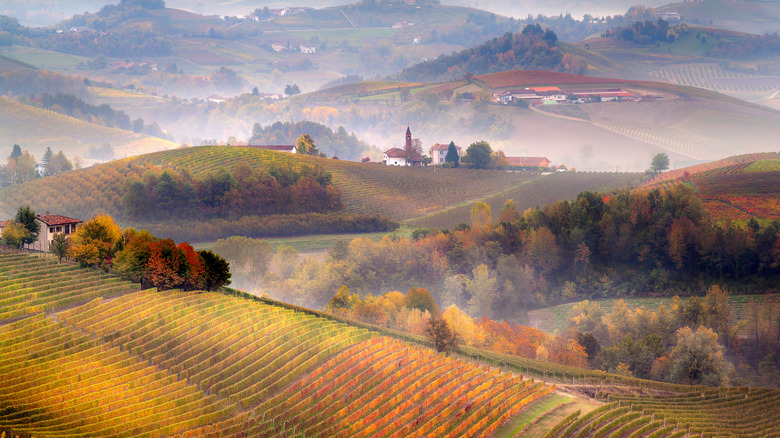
[114,229,158,285]
[470,201,492,232]
[1,221,29,248]
[295,134,318,155]
[668,326,731,386]
[466,264,497,317]
[146,238,187,290]
[405,287,437,314]
[69,214,121,267]
[425,313,458,354]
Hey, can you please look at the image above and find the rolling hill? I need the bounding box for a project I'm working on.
[1,251,779,437]
[0,97,178,165]
[0,146,642,237]
[642,152,780,221]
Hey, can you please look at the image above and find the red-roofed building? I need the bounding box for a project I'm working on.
[0,213,82,252]
[505,157,552,168]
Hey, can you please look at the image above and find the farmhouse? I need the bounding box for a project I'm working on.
[506,156,552,169]
[0,213,82,252]
[569,88,632,102]
[300,45,316,54]
[249,145,297,153]
[493,91,513,104]
[383,147,408,166]
[429,142,462,165]
[271,43,286,53]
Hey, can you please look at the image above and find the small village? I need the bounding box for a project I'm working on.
[492,86,634,105]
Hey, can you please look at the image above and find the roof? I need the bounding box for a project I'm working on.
[430,143,460,151]
[506,157,551,166]
[37,214,82,226]
[384,147,407,158]
[529,86,562,93]
[0,220,10,228]
[250,145,296,152]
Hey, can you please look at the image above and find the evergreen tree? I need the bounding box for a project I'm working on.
[42,147,53,176]
[15,205,40,246]
[445,141,459,167]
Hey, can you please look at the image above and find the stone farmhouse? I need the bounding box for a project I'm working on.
[0,213,82,252]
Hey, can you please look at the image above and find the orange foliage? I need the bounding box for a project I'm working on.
[479,317,547,359]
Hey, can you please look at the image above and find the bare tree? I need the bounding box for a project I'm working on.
[425,314,459,355]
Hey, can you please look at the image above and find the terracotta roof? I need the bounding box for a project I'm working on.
[430,143,460,151]
[37,214,82,226]
[384,147,407,158]
[529,86,562,93]
[506,157,551,166]
[0,220,10,228]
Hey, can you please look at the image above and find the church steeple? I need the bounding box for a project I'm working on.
[405,126,412,149]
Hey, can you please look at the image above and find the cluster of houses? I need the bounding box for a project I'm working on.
[0,213,82,252]
[381,127,554,170]
[271,43,317,54]
[493,86,633,105]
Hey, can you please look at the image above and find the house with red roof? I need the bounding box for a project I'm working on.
[0,213,82,252]
[505,156,552,169]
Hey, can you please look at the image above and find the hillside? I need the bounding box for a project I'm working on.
[0,252,553,437]
[2,252,779,437]
[643,152,780,220]
[0,97,177,164]
[0,146,543,235]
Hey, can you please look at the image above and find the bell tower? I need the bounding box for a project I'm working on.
[405,126,412,150]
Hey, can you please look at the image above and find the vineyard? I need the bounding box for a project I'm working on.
[641,152,780,220]
[546,387,780,438]
[0,253,557,437]
[0,146,544,226]
[0,251,138,323]
[407,172,644,229]
[0,97,177,159]
[649,63,780,99]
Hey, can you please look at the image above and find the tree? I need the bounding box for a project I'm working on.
[198,250,232,291]
[295,134,319,156]
[444,141,459,167]
[465,141,492,169]
[470,201,492,231]
[425,313,458,354]
[50,233,70,262]
[404,287,437,314]
[41,147,53,176]
[1,221,29,248]
[15,205,40,246]
[69,214,121,267]
[466,264,497,317]
[285,84,300,96]
[668,326,731,386]
[9,144,21,161]
[650,153,669,175]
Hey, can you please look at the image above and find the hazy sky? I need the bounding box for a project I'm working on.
[6,0,671,26]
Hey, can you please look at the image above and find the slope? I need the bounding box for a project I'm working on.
[643,152,780,220]
[0,252,553,438]
[0,146,543,227]
[0,97,177,163]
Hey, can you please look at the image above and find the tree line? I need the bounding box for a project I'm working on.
[121,162,343,221]
[394,25,586,82]
[250,121,374,161]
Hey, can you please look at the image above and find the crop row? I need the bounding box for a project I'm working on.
[593,119,721,160]
[0,253,138,322]
[0,314,233,438]
[545,386,780,438]
[408,172,644,229]
[649,64,778,93]
[643,152,779,188]
[177,337,553,438]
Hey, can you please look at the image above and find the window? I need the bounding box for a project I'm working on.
[50,227,54,233]
[56,226,62,232]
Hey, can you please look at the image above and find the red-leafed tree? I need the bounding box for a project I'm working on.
[178,242,206,290]
[146,239,187,290]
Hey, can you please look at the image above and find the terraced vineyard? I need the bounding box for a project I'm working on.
[0,253,556,437]
[649,63,780,98]
[408,172,644,229]
[547,387,780,438]
[0,252,138,323]
[591,119,729,160]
